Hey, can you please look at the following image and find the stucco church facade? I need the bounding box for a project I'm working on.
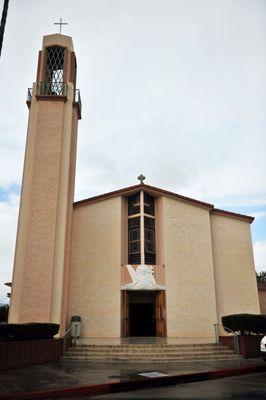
[8,34,260,341]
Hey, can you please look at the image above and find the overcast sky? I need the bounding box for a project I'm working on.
[0,0,265,302]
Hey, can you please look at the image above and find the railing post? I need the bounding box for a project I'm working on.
[233,334,240,355]
[62,325,76,356]
[214,323,219,344]
[215,322,240,355]
[73,324,78,346]
[63,335,67,355]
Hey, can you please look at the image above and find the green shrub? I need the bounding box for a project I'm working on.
[0,323,59,341]
[0,304,9,323]
[222,314,266,335]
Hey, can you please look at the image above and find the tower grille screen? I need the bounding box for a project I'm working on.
[44,46,65,95]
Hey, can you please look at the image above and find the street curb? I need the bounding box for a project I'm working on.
[0,364,266,399]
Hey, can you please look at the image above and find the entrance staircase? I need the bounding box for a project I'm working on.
[63,342,241,362]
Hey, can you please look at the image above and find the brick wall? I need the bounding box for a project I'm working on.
[0,338,63,370]
[220,335,262,358]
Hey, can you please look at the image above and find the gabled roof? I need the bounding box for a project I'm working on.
[74,183,254,223]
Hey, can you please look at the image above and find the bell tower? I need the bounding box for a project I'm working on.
[9,34,81,334]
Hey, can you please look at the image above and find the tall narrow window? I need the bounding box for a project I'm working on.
[127,191,156,265]
[144,192,155,215]
[144,216,156,264]
[128,192,140,216]
[44,46,65,95]
[128,217,141,264]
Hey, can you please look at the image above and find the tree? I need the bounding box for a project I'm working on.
[0,0,9,58]
[256,271,266,283]
[0,303,9,322]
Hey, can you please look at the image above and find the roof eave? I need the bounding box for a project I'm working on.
[73,184,254,223]
[73,183,214,210]
[211,208,254,223]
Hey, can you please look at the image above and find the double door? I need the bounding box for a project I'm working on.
[122,290,166,337]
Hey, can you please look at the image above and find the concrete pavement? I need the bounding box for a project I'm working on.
[0,357,265,399]
[86,372,266,399]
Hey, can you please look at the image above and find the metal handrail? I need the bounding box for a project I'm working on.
[214,322,237,335]
[36,81,67,96]
[27,88,32,102]
[214,322,240,355]
[74,88,82,115]
[62,324,78,355]
[26,84,82,119]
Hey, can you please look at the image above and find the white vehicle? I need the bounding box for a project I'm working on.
[260,336,266,361]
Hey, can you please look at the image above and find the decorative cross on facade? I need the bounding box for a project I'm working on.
[54,18,68,34]
[138,174,146,184]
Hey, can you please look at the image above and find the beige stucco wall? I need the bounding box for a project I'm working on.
[211,213,260,330]
[9,34,79,333]
[163,197,217,339]
[9,96,75,324]
[69,197,122,337]
[155,196,165,266]
[69,194,260,339]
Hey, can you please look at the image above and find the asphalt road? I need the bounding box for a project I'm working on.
[70,372,266,400]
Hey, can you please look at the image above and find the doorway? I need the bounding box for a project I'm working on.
[129,292,156,336]
[122,290,166,337]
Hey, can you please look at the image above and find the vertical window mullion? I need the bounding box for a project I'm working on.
[127,191,156,265]
[140,191,145,264]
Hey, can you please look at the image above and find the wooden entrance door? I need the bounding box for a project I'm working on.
[122,291,129,337]
[122,290,166,337]
[156,290,166,337]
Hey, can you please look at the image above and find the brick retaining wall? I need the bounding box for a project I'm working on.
[0,338,63,370]
[220,335,262,358]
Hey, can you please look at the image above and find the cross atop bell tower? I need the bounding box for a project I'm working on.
[54,18,68,34]
[9,34,81,334]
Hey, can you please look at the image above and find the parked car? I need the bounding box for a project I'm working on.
[260,336,266,361]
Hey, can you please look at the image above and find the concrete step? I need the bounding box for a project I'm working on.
[66,348,235,355]
[75,344,223,349]
[63,354,241,362]
[69,346,233,353]
[65,354,236,360]
[69,349,235,357]
[66,353,234,360]
[63,343,240,363]
[73,347,226,352]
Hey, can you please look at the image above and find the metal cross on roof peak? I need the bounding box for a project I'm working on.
[54,18,68,34]
[138,174,146,184]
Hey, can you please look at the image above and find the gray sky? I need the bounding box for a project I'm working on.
[0,0,265,302]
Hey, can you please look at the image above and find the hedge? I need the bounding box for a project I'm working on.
[0,304,9,323]
[0,323,59,341]
[222,314,266,335]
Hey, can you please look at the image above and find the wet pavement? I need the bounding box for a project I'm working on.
[0,357,265,397]
[84,372,266,399]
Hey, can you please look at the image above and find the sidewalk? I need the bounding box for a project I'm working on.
[0,357,265,399]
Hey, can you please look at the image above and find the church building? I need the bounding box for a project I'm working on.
[8,33,260,342]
